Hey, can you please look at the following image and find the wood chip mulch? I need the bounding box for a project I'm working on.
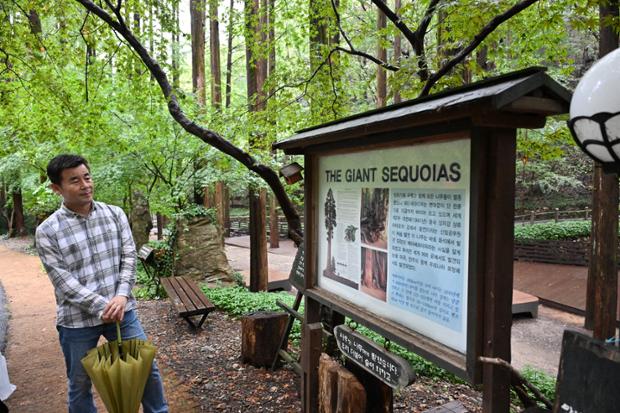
[138,299,483,412]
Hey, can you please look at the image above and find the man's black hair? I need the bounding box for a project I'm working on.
[47,154,90,185]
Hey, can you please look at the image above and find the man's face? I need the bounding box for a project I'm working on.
[51,164,94,208]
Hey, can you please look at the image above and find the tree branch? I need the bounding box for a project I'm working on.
[74,0,303,244]
[369,0,418,49]
[335,46,399,71]
[420,0,539,96]
[330,0,399,71]
[412,0,441,81]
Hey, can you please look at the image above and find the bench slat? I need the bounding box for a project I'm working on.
[179,276,215,310]
[160,277,191,314]
[173,277,211,314]
[161,276,215,318]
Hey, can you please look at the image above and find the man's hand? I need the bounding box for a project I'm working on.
[102,296,128,323]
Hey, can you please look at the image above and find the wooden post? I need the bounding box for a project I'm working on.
[586,1,619,338]
[302,319,323,413]
[270,194,280,248]
[587,164,618,337]
[249,188,268,292]
[477,129,515,413]
[322,308,345,357]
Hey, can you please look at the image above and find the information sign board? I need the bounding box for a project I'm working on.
[317,139,470,352]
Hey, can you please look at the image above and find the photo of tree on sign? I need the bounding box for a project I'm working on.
[323,188,337,277]
[361,188,389,250]
[361,247,388,301]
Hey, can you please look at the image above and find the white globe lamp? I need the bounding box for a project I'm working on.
[568,48,620,173]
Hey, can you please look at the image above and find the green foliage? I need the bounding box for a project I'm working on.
[519,366,557,406]
[146,237,177,279]
[200,286,304,343]
[133,262,165,300]
[514,220,592,241]
[353,324,458,382]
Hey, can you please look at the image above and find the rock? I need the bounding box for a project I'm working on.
[129,190,152,250]
[174,216,234,281]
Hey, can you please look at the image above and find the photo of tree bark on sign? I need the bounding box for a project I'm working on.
[360,247,388,301]
[323,188,337,277]
[360,188,389,250]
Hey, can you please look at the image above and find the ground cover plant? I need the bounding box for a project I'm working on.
[197,285,558,406]
[514,220,592,241]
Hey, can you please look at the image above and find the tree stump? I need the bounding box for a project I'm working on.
[336,364,366,413]
[241,311,288,367]
[318,353,366,413]
[319,354,340,413]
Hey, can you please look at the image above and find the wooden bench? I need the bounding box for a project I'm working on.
[160,276,215,329]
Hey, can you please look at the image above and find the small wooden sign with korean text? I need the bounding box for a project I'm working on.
[334,325,415,389]
[289,245,305,291]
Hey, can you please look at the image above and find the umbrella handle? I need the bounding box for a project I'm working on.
[116,321,123,359]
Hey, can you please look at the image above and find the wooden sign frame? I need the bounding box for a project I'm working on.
[301,127,515,384]
[274,68,572,412]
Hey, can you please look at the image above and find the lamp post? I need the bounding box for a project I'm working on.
[568,49,620,172]
[568,48,620,340]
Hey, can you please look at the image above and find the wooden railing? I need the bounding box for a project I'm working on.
[227,215,304,237]
[514,208,591,225]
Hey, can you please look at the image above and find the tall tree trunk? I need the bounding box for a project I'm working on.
[376,1,387,108]
[172,0,181,89]
[10,189,26,237]
[225,0,234,108]
[245,0,269,291]
[149,0,154,54]
[586,0,619,339]
[309,0,330,122]
[267,0,279,248]
[392,0,401,103]
[0,183,8,233]
[210,0,222,109]
[191,0,207,105]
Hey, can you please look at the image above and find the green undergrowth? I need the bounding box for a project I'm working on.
[195,285,557,404]
[519,366,557,405]
[200,285,304,344]
[514,220,592,241]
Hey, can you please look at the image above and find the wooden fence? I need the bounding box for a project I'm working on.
[227,215,304,237]
[514,208,591,224]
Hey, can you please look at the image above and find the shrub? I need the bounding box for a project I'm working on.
[514,220,591,241]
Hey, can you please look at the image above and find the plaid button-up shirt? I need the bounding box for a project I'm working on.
[35,201,137,328]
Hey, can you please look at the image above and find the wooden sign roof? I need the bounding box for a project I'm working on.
[274,67,571,154]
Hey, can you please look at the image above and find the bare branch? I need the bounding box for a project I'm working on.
[334,46,399,71]
[420,0,539,96]
[416,0,441,40]
[412,0,441,81]
[479,357,553,410]
[369,0,418,49]
[74,0,303,244]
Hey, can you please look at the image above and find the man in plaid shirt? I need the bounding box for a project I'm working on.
[36,154,168,413]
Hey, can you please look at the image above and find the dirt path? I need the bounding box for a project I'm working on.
[1,244,69,412]
[0,244,198,412]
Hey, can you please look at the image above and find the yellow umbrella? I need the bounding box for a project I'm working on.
[81,322,157,413]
